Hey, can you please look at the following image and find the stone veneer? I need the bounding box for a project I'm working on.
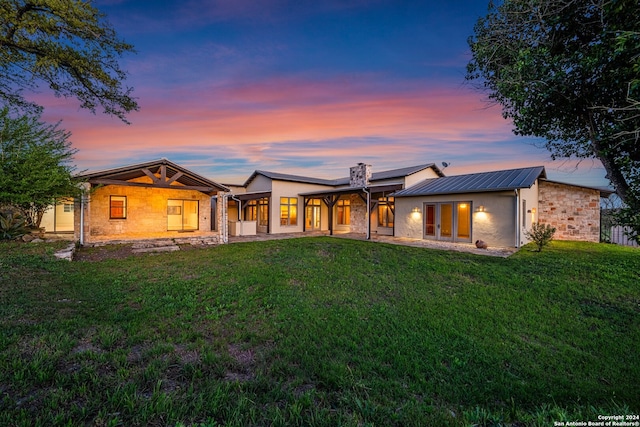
[350,163,372,187]
[74,185,226,244]
[538,181,600,242]
[348,194,368,233]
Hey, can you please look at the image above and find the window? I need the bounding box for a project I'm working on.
[63,203,74,213]
[168,199,199,231]
[110,196,127,219]
[280,197,298,226]
[336,198,350,225]
[246,200,258,221]
[258,198,269,226]
[378,196,394,227]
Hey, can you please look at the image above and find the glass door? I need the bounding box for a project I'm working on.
[423,202,471,242]
[456,202,471,241]
[424,204,436,238]
[439,203,453,240]
[168,200,199,231]
[305,200,321,230]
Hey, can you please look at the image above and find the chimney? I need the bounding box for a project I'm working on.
[349,163,372,187]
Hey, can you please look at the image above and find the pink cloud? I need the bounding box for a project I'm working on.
[37,74,605,184]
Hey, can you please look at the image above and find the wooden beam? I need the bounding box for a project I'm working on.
[142,168,159,183]
[89,178,215,193]
[160,165,167,183]
[166,171,184,186]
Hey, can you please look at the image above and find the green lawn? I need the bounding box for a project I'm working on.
[0,238,638,426]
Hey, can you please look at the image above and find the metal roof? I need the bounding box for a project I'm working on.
[243,170,337,187]
[393,166,546,197]
[244,164,442,187]
[332,163,444,185]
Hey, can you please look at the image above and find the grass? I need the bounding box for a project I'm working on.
[0,237,638,426]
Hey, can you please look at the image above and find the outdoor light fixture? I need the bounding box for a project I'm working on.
[477,205,485,212]
[411,207,420,213]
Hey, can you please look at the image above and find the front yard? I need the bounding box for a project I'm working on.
[0,238,638,426]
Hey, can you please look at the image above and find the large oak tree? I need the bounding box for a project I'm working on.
[0,0,138,122]
[467,0,640,240]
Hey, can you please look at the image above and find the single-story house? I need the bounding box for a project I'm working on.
[71,159,229,245]
[39,159,610,249]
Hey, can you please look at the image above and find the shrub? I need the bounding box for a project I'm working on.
[525,223,556,252]
[0,209,28,240]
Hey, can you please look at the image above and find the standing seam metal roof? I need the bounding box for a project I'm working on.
[393,166,546,197]
[245,164,441,187]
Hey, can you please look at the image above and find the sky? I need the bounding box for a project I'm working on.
[39,0,610,187]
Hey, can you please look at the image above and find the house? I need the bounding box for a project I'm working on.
[73,159,229,245]
[63,158,610,249]
[392,166,608,247]
[226,163,443,237]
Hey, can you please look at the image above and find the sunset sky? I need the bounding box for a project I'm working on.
[39,0,609,187]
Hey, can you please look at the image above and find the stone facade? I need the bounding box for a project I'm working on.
[349,194,368,233]
[76,184,224,244]
[538,181,600,242]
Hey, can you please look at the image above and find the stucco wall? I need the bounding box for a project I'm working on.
[538,181,600,242]
[403,167,441,188]
[270,180,335,234]
[79,185,220,243]
[395,191,519,247]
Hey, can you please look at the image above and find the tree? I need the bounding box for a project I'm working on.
[0,107,79,229]
[467,0,640,242]
[0,0,138,122]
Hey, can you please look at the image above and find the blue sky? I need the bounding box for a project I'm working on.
[39,0,610,187]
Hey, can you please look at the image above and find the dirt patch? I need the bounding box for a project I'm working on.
[73,244,136,262]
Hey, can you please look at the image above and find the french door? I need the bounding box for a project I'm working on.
[305,202,321,230]
[424,202,471,242]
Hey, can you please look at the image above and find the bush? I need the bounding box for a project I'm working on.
[0,209,28,240]
[525,223,556,252]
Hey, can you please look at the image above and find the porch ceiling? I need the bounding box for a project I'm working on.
[299,183,403,198]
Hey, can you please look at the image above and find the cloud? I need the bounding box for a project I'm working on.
[37,73,608,187]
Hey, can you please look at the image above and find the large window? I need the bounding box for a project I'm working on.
[378,196,394,228]
[280,197,298,226]
[336,198,350,225]
[168,199,199,231]
[110,196,127,219]
[246,200,258,221]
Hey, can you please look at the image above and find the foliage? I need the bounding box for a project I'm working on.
[525,222,557,252]
[0,107,79,228]
[0,237,638,425]
[615,199,640,244]
[0,0,138,122]
[467,0,640,237]
[0,207,27,239]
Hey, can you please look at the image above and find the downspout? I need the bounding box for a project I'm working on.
[514,189,520,248]
[79,193,85,246]
[364,188,371,240]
